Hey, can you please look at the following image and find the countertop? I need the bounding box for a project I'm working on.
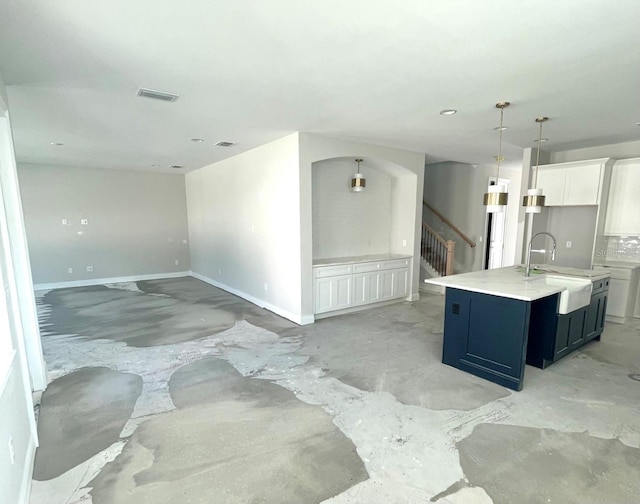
[593,261,640,270]
[313,254,411,267]
[425,265,610,302]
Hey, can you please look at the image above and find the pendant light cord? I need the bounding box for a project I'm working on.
[532,117,549,188]
[533,120,543,188]
[496,107,504,181]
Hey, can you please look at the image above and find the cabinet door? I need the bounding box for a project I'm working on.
[555,308,587,358]
[314,275,352,314]
[605,159,640,235]
[563,164,601,205]
[586,291,607,341]
[353,272,380,306]
[380,269,397,300]
[568,308,587,349]
[536,167,565,206]
[606,277,628,318]
[395,268,409,298]
[379,268,409,300]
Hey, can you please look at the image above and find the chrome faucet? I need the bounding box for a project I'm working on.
[525,232,557,277]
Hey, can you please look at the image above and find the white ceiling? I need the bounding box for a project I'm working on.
[1,0,639,173]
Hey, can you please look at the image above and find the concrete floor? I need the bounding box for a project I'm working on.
[30,277,640,503]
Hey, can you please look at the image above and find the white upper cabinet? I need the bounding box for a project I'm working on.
[605,157,640,235]
[536,166,565,206]
[536,158,611,206]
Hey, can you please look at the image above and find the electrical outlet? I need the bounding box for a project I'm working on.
[62,218,68,225]
[264,283,268,291]
[566,241,572,248]
[402,239,407,247]
[68,267,73,274]
[174,260,179,266]
[8,437,15,464]
[86,266,93,272]
[80,218,88,225]
[218,268,221,275]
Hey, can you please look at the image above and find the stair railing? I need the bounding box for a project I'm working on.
[421,223,456,276]
[423,200,476,248]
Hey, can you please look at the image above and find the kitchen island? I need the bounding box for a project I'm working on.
[426,266,610,391]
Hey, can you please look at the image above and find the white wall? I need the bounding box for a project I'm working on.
[423,161,522,273]
[312,158,391,259]
[18,164,190,288]
[186,133,304,323]
[0,74,40,504]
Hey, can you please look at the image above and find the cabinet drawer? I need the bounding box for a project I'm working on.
[313,264,352,278]
[591,277,610,294]
[382,258,410,270]
[353,261,381,273]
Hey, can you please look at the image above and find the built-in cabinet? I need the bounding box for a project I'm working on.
[536,158,612,207]
[604,157,640,235]
[313,256,410,315]
[594,264,640,323]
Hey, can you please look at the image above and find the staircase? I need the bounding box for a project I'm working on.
[421,222,455,277]
[420,200,477,291]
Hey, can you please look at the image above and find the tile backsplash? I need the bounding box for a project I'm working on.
[595,236,640,263]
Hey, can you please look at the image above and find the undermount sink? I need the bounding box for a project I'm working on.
[530,274,592,314]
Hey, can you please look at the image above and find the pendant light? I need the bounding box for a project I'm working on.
[351,158,366,192]
[522,117,548,213]
[483,102,510,213]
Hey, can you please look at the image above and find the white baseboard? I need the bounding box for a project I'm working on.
[190,271,313,326]
[33,271,191,291]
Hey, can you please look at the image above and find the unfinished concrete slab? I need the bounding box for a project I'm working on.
[300,302,510,411]
[456,423,640,504]
[89,358,367,504]
[33,367,142,481]
[31,277,640,503]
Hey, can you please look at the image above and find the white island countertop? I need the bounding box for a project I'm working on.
[425,265,610,302]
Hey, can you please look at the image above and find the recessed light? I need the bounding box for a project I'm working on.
[215,141,235,147]
[169,165,184,169]
[493,126,509,131]
[439,109,457,116]
[534,138,549,143]
[150,164,159,168]
[50,142,64,146]
[190,138,204,143]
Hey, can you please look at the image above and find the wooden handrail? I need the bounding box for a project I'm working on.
[423,200,476,248]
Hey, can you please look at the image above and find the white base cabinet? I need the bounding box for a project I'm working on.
[313,257,410,315]
[594,264,640,323]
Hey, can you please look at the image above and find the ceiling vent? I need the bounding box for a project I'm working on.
[214,141,235,147]
[137,88,179,102]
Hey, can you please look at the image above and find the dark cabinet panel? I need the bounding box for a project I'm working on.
[442,288,531,391]
[585,290,607,342]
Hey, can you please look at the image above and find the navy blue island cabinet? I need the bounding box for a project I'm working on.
[441,281,607,391]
